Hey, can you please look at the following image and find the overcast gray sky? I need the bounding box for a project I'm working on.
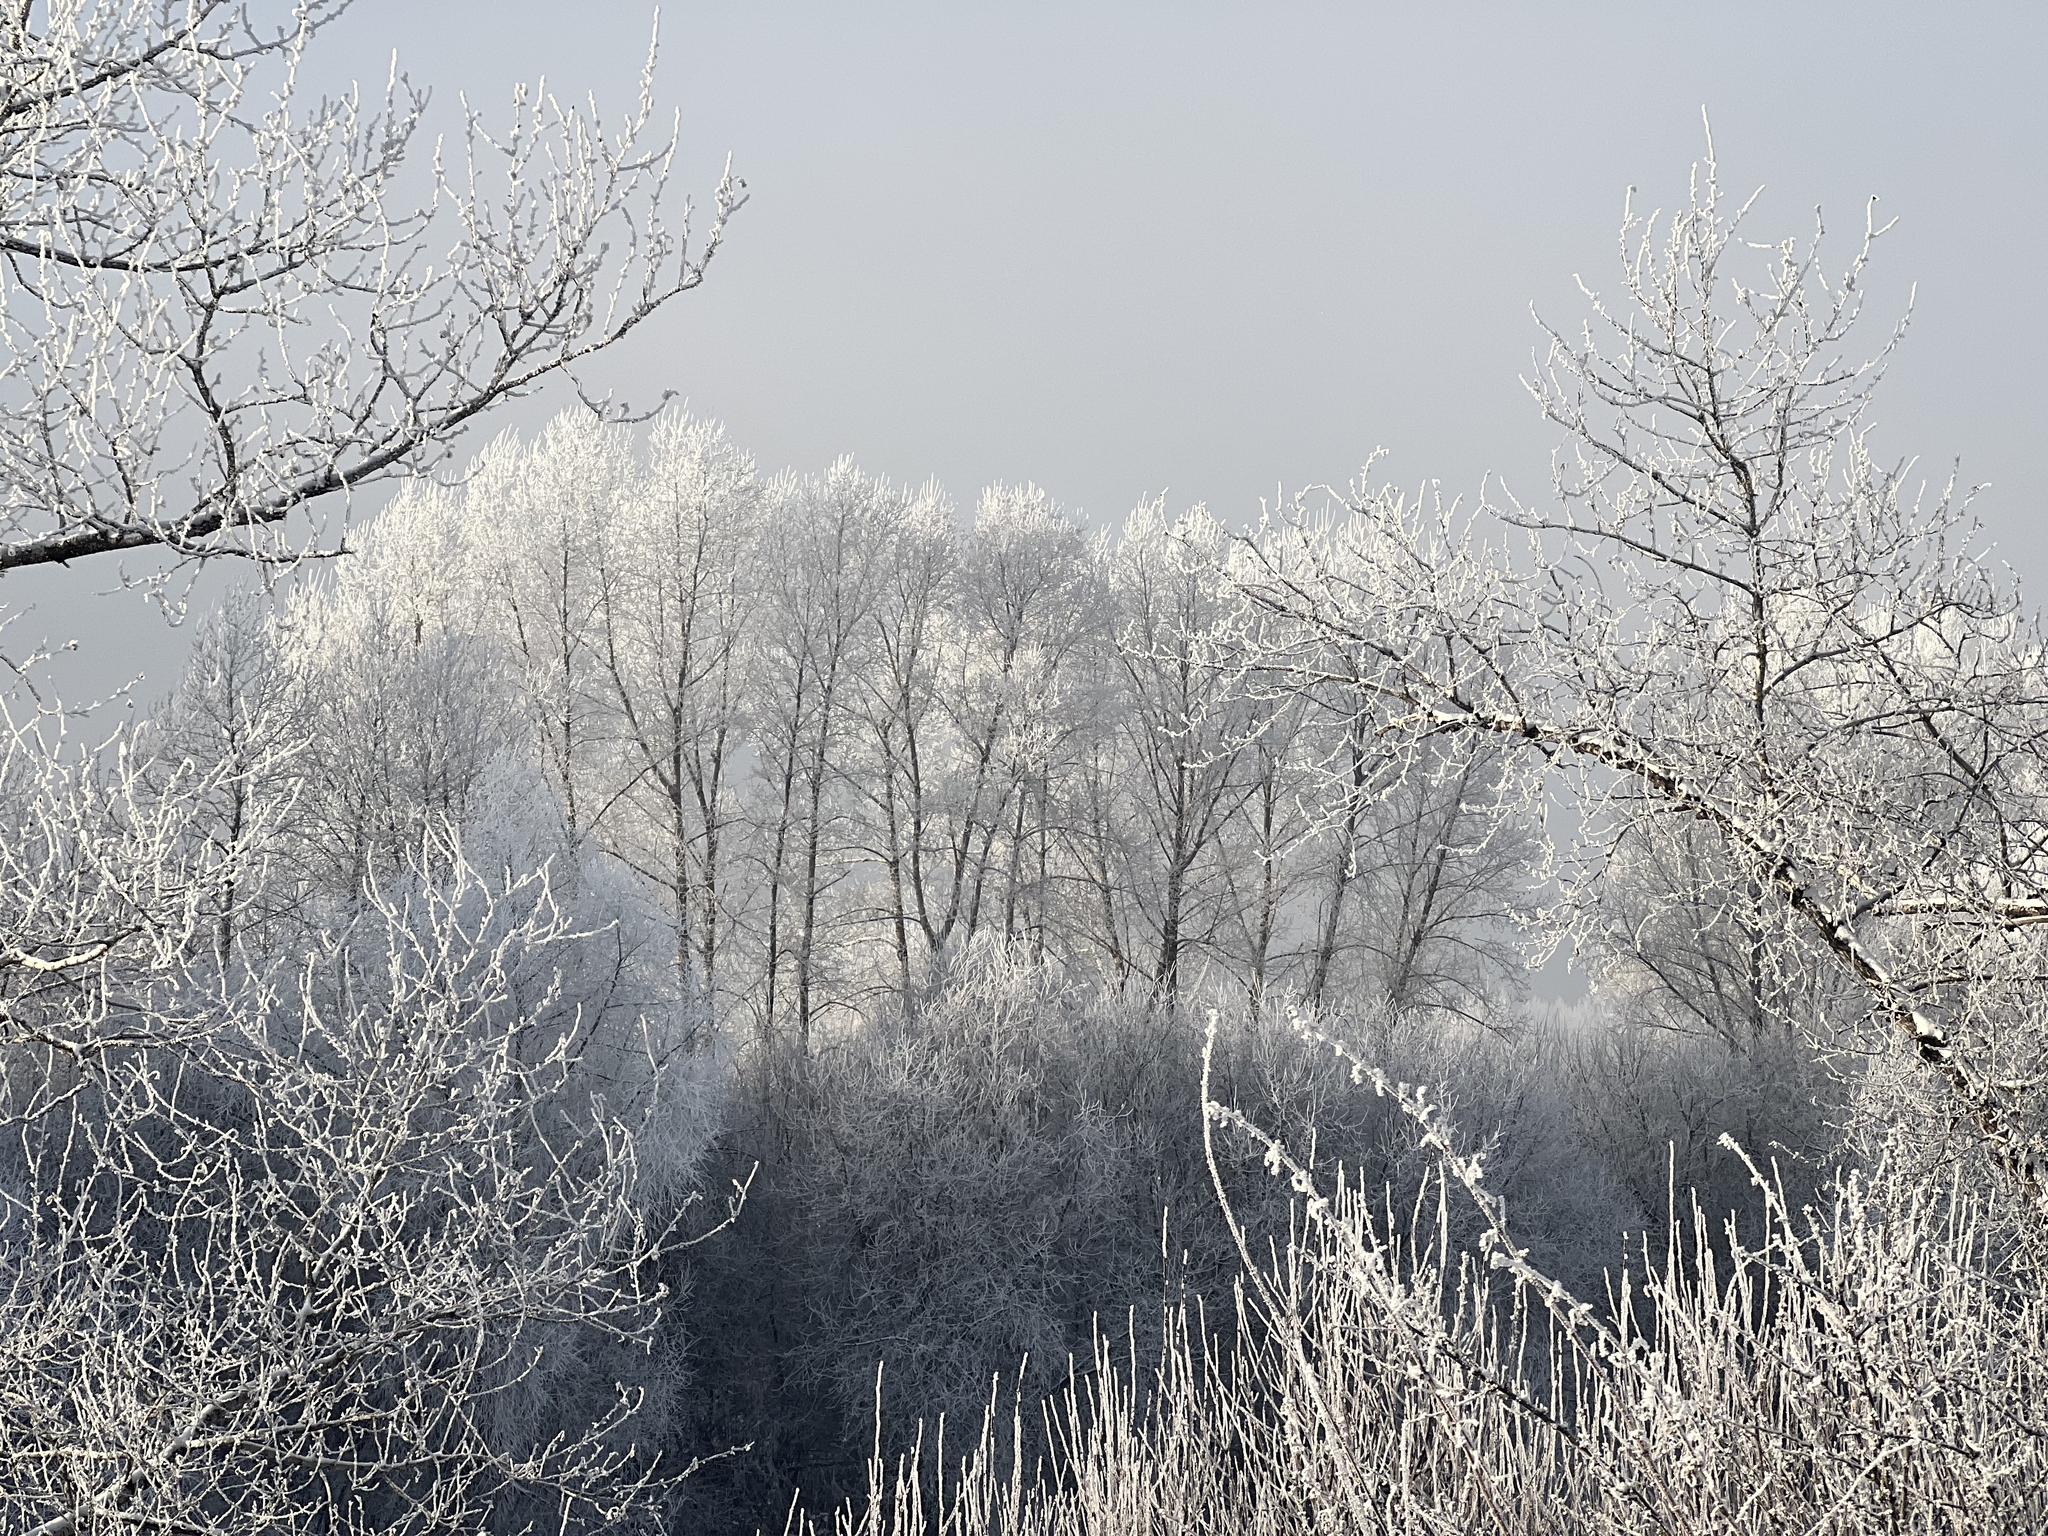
[17,0,2047,702]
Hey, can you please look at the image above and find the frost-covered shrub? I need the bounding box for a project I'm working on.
[791,1030,2048,1536]
[672,953,1652,1530]
[0,827,722,1534]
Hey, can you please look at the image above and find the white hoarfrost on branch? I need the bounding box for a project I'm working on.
[0,829,744,1533]
[0,0,742,576]
[1230,142,2048,1229]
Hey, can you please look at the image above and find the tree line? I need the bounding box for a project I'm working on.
[168,410,1536,1041]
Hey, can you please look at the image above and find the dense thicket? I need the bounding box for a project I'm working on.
[8,147,2046,1534]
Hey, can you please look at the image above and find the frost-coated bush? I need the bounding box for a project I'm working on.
[675,955,1659,1529]
[792,1020,2047,1536]
[0,610,730,1533]
[0,831,725,1534]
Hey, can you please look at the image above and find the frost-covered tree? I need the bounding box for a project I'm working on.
[749,460,895,1048]
[147,588,302,959]
[1231,148,2048,1221]
[922,483,1101,967]
[0,508,736,1533]
[274,498,517,897]
[830,479,951,1005]
[1098,501,1249,1002]
[0,0,741,576]
[466,415,633,845]
[593,413,763,1013]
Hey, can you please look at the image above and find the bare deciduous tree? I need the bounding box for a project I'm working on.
[595,412,762,1011]
[1103,501,1248,1003]
[1231,144,2048,1220]
[0,0,741,575]
[752,460,893,1050]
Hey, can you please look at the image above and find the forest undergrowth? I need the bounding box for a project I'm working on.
[766,981,2046,1536]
